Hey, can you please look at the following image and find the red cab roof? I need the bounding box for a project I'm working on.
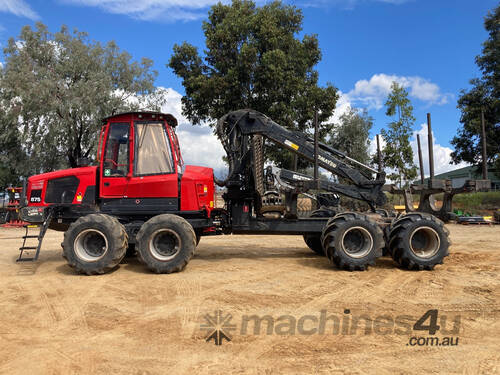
[102,111,178,127]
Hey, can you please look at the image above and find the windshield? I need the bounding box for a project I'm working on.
[134,122,174,175]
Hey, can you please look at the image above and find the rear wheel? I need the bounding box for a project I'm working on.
[136,214,196,274]
[321,212,384,271]
[388,212,449,270]
[303,207,337,255]
[62,214,127,275]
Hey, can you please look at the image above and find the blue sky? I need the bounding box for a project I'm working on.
[0,0,497,175]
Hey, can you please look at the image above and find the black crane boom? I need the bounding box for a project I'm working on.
[216,109,387,208]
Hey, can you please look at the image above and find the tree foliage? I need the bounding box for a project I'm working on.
[0,22,163,174]
[381,82,417,188]
[330,107,372,165]
[0,110,27,187]
[452,4,500,173]
[168,0,338,168]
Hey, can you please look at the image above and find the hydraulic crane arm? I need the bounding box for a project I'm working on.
[269,166,386,205]
[216,109,387,207]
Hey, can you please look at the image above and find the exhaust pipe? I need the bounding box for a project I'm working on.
[20,178,27,208]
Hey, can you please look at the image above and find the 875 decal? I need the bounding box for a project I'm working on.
[29,189,42,203]
[407,309,460,347]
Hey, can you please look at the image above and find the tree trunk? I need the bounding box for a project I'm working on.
[67,152,77,168]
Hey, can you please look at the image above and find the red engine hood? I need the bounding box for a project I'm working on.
[27,166,98,207]
[29,166,98,184]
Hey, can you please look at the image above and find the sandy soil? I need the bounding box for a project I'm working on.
[0,224,499,374]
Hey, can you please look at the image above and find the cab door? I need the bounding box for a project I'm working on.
[124,121,179,210]
[100,122,130,197]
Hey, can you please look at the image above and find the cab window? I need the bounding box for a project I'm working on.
[134,122,174,176]
[103,123,129,177]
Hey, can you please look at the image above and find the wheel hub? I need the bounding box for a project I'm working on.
[341,226,373,259]
[149,229,181,261]
[409,226,440,258]
[74,229,108,262]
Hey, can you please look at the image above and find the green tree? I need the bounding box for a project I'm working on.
[452,5,500,174]
[0,110,27,187]
[381,82,417,188]
[168,0,338,168]
[0,22,164,173]
[330,107,372,165]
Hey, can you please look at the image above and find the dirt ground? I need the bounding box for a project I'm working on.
[0,224,499,374]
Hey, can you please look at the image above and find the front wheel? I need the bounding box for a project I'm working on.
[62,214,128,275]
[136,214,196,274]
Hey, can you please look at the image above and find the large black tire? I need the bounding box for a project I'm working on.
[136,214,196,274]
[388,212,450,270]
[321,212,384,271]
[303,207,337,255]
[62,214,128,275]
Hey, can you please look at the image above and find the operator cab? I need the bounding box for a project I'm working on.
[98,112,183,203]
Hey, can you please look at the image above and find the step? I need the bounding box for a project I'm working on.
[22,235,39,239]
[19,246,37,250]
[17,257,37,262]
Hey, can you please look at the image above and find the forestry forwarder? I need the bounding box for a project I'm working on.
[18,109,450,274]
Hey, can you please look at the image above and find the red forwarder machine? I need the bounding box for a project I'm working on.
[18,110,450,274]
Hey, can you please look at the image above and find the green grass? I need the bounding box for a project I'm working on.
[383,191,500,215]
[452,191,500,211]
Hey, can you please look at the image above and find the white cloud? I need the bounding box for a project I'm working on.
[0,0,39,20]
[61,0,233,21]
[302,0,413,10]
[329,90,352,124]
[373,0,412,4]
[61,0,412,21]
[346,73,452,110]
